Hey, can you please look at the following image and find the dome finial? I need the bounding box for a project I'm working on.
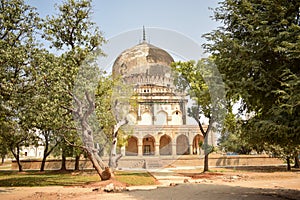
[142,26,146,42]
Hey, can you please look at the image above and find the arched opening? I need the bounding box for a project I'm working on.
[176,135,189,155]
[126,136,138,156]
[171,110,183,125]
[139,112,152,125]
[155,111,167,125]
[193,134,204,155]
[143,135,155,155]
[159,134,172,155]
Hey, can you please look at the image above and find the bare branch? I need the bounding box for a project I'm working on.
[63,135,86,151]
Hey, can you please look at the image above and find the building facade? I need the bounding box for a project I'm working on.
[113,35,206,157]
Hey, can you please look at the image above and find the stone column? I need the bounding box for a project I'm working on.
[155,143,160,156]
[151,104,155,125]
[189,144,193,155]
[172,143,177,156]
[138,138,143,156]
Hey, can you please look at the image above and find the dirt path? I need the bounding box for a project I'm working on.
[1,168,300,200]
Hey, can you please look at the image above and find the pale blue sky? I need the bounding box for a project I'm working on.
[26,0,221,45]
[25,0,223,125]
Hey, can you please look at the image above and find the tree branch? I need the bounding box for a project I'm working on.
[83,91,95,120]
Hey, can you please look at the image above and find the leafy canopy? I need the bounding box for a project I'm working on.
[204,0,300,157]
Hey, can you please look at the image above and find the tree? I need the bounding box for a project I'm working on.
[0,121,37,171]
[241,70,300,170]
[23,51,67,172]
[205,0,300,170]
[0,137,9,164]
[172,58,226,172]
[0,0,42,171]
[95,76,133,170]
[218,109,253,155]
[43,0,113,180]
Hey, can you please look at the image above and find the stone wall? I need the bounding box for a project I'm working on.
[162,155,284,168]
[11,155,284,170]
[11,159,97,170]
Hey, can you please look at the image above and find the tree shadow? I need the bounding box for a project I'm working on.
[126,184,300,200]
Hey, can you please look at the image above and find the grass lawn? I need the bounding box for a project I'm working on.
[0,170,157,187]
[115,171,157,186]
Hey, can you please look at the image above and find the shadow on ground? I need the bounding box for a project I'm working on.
[126,184,300,200]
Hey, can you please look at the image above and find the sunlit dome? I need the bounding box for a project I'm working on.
[112,41,174,78]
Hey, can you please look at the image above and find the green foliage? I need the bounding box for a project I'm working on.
[219,117,253,154]
[0,136,9,160]
[171,58,226,133]
[0,0,108,169]
[42,0,107,159]
[95,76,136,149]
[205,0,300,113]
[43,0,104,53]
[172,60,210,120]
[95,75,115,136]
[205,0,300,163]
[0,0,42,167]
[218,105,254,154]
[171,58,226,172]
[173,60,209,121]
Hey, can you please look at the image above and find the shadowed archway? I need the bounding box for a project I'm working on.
[159,134,172,155]
[126,136,138,156]
[143,135,155,155]
[193,134,204,155]
[176,135,189,155]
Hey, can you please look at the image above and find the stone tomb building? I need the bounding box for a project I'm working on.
[113,38,206,157]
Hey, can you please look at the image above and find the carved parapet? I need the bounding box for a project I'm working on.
[123,73,174,87]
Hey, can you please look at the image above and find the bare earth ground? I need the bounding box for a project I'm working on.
[1,167,300,200]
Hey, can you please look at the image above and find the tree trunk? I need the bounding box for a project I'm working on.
[13,146,23,172]
[204,154,209,172]
[294,155,300,168]
[40,131,59,172]
[73,92,112,180]
[74,154,80,171]
[286,156,291,171]
[85,146,112,180]
[109,125,123,170]
[81,118,112,180]
[17,148,23,172]
[40,139,49,172]
[203,130,210,173]
[17,160,23,172]
[1,156,4,165]
[10,146,23,172]
[197,116,212,173]
[61,148,67,171]
[40,157,47,172]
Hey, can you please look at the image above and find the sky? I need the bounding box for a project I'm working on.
[26,0,221,49]
[25,0,223,125]
[26,0,222,72]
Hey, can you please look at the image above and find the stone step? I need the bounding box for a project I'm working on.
[145,159,162,169]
